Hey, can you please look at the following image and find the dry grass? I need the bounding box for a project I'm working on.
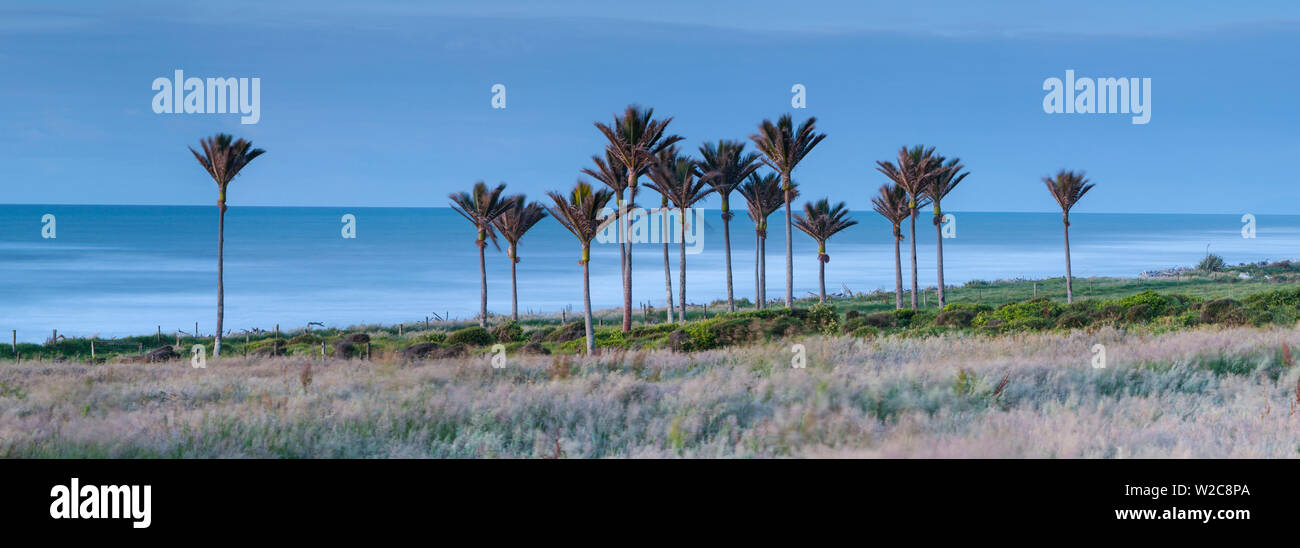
[2,325,1300,458]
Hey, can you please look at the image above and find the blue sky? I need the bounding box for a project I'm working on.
[2,1,1298,213]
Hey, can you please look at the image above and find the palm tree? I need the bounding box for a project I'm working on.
[738,172,792,310]
[871,183,913,309]
[1044,170,1095,304]
[751,115,825,309]
[593,105,682,332]
[876,145,943,309]
[696,140,761,313]
[189,133,265,357]
[794,199,858,303]
[922,155,968,308]
[449,182,514,328]
[492,196,548,322]
[544,182,615,354]
[646,147,713,320]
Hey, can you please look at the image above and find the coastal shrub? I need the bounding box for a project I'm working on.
[629,324,677,338]
[545,322,586,343]
[1200,299,1248,326]
[1054,312,1091,329]
[844,310,861,321]
[850,326,879,339]
[1243,287,1300,310]
[908,310,938,328]
[528,327,554,342]
[892,308,916,325]
[934,308,977,327]
[806,303,840,335]
[491,321,525,343]
[1097,304,1125,322]
[683,322,720,351]
[1124,304,1154,323]
[1115,290,1171,317]
[861,312,897,328]
[667,329,691,352]
[700,318,759,347]
[1197,253,1226,272]
[987,298,1061,330]
[289,333,324,345]
[446,326,493,347]
[767,315,804,338]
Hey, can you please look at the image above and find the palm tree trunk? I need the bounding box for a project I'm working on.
[662,208,675,323]
[893,231,903,309]
[935,210,946,309]
[679,207,687,320]
[582,250,594,355]
[510,245,519,322]
[818,246,826,304]
[478,238,487,328]
[754,230,761,310]
[214,196,226,357]
[908,206,918,309]
[783,177,794,309]
[760,233,767,309]
[619,189,631,332]
[1064,217,1074,304]
[721,199,734,313]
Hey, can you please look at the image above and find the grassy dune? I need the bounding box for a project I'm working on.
[3,324,1299,458]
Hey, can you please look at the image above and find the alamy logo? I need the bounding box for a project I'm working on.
[596,204,706,254]
[1043,69,1150,125]
[49,478,151,529]
[152,70,261,124]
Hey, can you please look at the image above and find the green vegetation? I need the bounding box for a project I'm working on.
[9,269,1300,364]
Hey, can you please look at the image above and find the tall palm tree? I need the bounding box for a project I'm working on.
[646,147,713,320]
[1044,170,1095,304]
[189,133,265,357]
[922,155,968,308]
[794,199,858,303]
[751,115,825,309]
[871,183,913,309]
[544,182,615,354]
[696,140,761,313]
[449,182,513,328]
[492,195,548,322]
[738,172,792,310]
[876,145,943,309]
[593,105,682,332]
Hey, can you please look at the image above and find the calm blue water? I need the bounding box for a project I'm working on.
[2,204,1297,342]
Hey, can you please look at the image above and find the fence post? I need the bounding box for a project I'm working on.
[11,330,15,356]
[91,340,95,359]
[157,325,161,343]
[366,342,372,360]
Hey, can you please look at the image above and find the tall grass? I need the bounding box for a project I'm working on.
[3,324,1299,458]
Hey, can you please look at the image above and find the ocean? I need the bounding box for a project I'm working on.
[2,204,1297,342]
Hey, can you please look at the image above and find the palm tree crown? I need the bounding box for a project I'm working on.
[190,134,265,201]
[545,182,615,258]
[645,147,713,210]
[794,199,858,261]
[1044,169,1095,222]
[749,115,826,187]
[738,172,789,234]
[449,181,513,248]
[872,183,911,239]
[876,145,944,207]
[493,196,548,259]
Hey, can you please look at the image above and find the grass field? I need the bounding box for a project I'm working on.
[2,324,1298,457]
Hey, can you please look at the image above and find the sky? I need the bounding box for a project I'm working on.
[1,1,1298,214]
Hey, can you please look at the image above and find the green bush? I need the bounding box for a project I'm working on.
[934,308,977,327]
[424,331,447,344]
[491,321,525,343]
[844,309,861,321]
[861,312,897,328]
[806,303,840,335]
[850,326,879,339]
[1054,312,1091,329]
[985,298,1061,330]
[1124,303,1154,323]
[1199,299,1247,325]
[1243,287,1300,310]
[1115,290,1171,317]
[446,326,494,346]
